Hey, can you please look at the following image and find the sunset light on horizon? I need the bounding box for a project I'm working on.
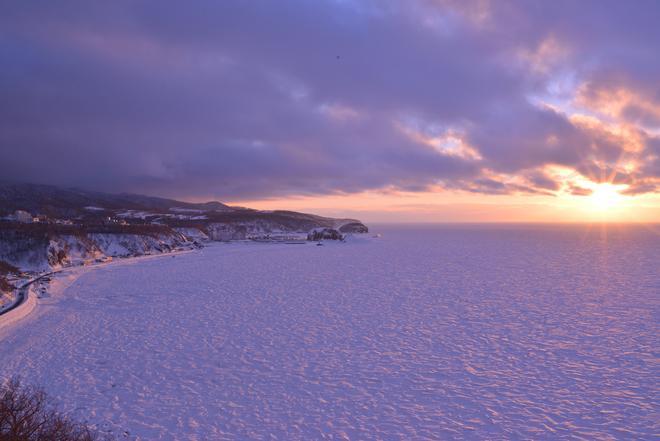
[1,1,658,223]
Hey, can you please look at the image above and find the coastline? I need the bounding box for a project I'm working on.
[0,237,358,334]
[0,246,197,334]
[0,227,655,439]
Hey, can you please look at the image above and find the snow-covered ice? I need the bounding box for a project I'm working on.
[0,225,657,439]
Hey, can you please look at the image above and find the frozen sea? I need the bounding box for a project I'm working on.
[1,224,658,440]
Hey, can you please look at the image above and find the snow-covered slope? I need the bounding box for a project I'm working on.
[0,231,191,272]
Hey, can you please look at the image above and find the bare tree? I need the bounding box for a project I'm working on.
[0,378,113,440]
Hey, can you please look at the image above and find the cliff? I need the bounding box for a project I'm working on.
[0,224,192,272]
[0,183,369,273]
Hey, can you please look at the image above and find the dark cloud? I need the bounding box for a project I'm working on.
[622,182,658,196]
[525,170,561,191]
[0,0,658,200]
[467,105,586,172]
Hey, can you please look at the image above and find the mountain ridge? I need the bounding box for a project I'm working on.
[0,182,366,229]
[0,182,233,216]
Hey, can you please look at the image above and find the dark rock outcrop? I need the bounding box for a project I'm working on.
[339,222,369,234]
[307,228,343,241]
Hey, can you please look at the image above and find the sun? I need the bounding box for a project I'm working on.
[588,183,625,212]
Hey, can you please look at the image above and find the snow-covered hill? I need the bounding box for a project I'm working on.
[0,182,369,274]
[0,182,233,217]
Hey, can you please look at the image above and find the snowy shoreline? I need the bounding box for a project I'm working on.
[0,226,656,439]
[0,245,197,332]
[0,237,358,331]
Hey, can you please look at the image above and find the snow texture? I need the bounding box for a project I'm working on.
[0,226,657,439]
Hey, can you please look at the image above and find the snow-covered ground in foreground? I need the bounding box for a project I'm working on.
[0,225,658,440]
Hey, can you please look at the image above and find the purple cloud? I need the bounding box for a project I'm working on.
[0,0,658,200]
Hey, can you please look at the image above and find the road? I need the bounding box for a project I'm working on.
[0,271,57,316]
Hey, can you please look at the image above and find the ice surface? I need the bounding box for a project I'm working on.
[0,225,657,439]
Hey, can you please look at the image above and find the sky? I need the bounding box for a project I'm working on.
[1,0,659,222]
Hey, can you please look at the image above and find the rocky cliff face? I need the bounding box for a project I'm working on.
[339,222,369,233]
[173,227,209,242]
[0,229,192,272]
[0,216,371,272]
[307,228,344,241]
[205,223,249,241]
[0,182,369,273]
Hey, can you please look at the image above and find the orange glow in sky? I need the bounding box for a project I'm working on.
[231,186,659,224]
